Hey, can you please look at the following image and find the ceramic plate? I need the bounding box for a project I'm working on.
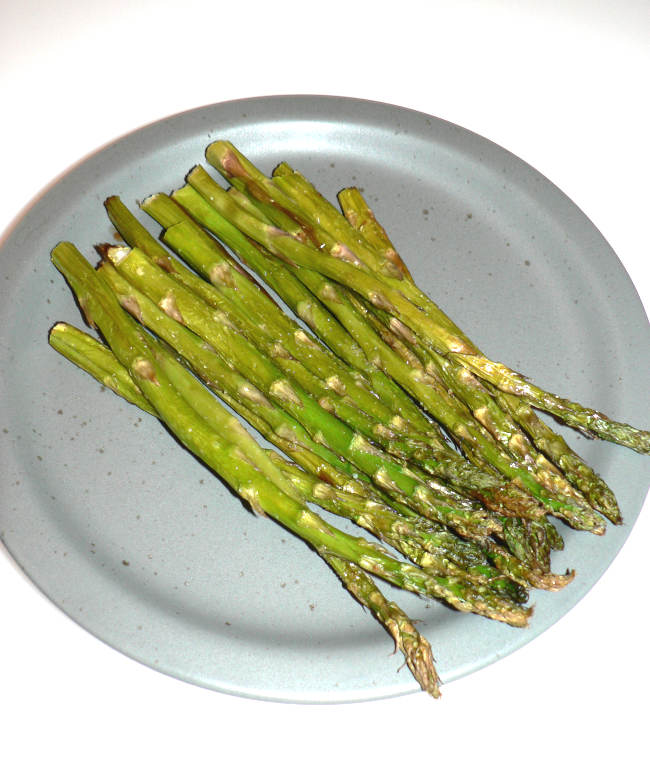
[1,96,648,702]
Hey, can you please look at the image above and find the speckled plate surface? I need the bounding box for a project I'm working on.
[1,96,648,703]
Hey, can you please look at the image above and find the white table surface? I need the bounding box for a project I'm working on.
[1,2,648,781]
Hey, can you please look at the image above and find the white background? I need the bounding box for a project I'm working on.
[1,2,648,781]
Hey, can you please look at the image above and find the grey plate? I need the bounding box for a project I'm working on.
[1,96,648,703]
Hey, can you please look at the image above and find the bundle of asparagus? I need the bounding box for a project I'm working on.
[49,142,649,698]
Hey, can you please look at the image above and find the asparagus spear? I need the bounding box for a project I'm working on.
[338,240,573,557]
[338,185,412,281]
[48,321,158,416]
[338,191,620,537]
[135,247,525,532]
[140,192,372,378]
[274,167,408,277]
[97,250,484,518]
[48,144,648,696]
[271,454,520,597]
[105,194,267,294]
[209,142,507,353]
[166,183,529,494]
[340,299,571,562]
[188,381,566,592]
[216,183,448,441]
[270,454,572,597]
[179,170,587,524]
[326,556,441,697]
[160,183,442,440]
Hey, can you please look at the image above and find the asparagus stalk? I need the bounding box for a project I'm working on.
[213,142,650,454]
[105,194,266,294]
[338,186,412,281]
[49,316,570,600]
[183,166,462,350]
[454,348,650,454]
[186,382,566,593]
[174,185,503,488]
[97,251,486,520]
[156,234,437,456]
[229,181,304,234]
[274,167,409,278]
[162,219,407,416]
[325,556,441,697]
[339,189,620,533]
[346,299,554,518]
[343,266,573,556]
[164,330,470,598]
[271,162,293,176]
[272,454,521,596]
[212,384,415,517]
[53,147,640,695]
[340,195,622,525]
[161,182,441,438]
[124,250,520,532]
[163,186,487,475]
[208,142,491,346]
[270,454,570,598]
[48,321,158,416]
